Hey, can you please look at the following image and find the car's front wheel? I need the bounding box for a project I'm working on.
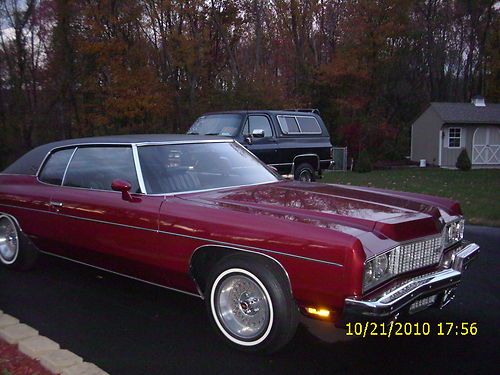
[205,254,298,353]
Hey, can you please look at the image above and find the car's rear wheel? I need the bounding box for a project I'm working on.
[294,163,315,182]
[205,254,298,353]
[0,215,37,270]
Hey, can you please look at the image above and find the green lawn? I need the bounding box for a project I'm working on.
[321,168,500,227]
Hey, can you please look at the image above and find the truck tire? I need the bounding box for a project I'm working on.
[294,163,316,182]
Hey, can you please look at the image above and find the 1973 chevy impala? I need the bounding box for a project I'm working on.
[0,135,479,352]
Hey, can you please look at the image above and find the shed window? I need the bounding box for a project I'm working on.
[448,128,462,148]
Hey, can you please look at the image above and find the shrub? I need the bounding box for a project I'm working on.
[456,148,471,171]
[354,149,372,173]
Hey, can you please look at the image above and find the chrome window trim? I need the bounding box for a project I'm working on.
[132,144,147,194]
[276,115,322,135]
[61,147,78,186]
[134,139,231,147]
[146,180,280,197]
[0,203,343,268]
[33,139,282,195]
[136,140,280,196]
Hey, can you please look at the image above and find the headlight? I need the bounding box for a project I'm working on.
[363,252,393,292]
[444,219,465,247]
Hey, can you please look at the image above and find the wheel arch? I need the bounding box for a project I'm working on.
[0,212,23,232]
[291,154,320,174]
[189,244,293,298]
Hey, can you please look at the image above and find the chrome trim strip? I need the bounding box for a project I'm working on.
[38,250,202,299]
[269,163,293,167]
[61,147,78,186]
[33,140,280,196]
[132,145,147,194]
[189,244,293,295]
[0,203,343,267]
[135,139,231,146]
[36,140,234,177]
[147,180,279,197]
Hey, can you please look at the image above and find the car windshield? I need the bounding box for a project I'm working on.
[187,114,242,136]
[138,142,279,194]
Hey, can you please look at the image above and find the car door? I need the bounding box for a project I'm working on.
[47,145,170,285]
[242,114,279,165]
[0,147,76,254]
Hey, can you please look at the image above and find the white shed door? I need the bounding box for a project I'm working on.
[472,127,500,164]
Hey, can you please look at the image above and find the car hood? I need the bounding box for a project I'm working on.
[179,181,459,245]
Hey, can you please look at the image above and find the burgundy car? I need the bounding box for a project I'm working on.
[0,135,479,352]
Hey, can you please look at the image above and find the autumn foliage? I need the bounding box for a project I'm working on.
[0,0,498,168]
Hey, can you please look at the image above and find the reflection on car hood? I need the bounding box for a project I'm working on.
[180,180,458,244]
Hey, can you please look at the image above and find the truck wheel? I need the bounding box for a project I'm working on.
[294,163,316,182]
[0,215,38,270]
[205,254,298,353]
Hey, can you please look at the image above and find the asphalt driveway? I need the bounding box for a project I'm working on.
[0,226,498,374]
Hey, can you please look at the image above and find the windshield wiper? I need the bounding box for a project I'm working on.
[204,132,223,136]
[187,132,199,135]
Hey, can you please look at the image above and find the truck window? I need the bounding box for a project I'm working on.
[245,115,273,137]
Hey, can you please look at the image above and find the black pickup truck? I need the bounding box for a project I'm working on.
[187,110,333,181]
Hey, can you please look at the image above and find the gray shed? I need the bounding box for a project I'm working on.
[411,97,500,168]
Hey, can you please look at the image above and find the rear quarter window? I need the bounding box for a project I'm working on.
[38,148,75,185]
[296,116,322,133]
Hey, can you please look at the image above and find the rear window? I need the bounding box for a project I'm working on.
[277,115,322,135]
[38,148,75,185]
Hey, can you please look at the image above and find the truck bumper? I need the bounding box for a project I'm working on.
[342,241,480,321]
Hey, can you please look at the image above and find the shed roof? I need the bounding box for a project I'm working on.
[430,102,500,124]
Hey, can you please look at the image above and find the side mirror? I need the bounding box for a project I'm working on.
[111,179,136,202]
[252,129,265,138]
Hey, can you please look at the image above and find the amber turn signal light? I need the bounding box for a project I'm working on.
[305,307,331,318]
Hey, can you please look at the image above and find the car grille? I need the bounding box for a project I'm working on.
[389,236,443,275]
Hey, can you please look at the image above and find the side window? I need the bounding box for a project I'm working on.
[38,148,75,185]
[297,117,321,133]
[246,115,273,138]
[277,116,300,134]
[64,147,140,192]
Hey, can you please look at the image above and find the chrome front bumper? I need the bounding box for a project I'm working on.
[342,242,480,321]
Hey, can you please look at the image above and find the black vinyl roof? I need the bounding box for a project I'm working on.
[2,134,227,176]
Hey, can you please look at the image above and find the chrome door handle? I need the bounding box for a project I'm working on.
[50,201,63,207]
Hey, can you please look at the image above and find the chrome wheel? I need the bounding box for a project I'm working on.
[0,216,19,265]
[299,169,312,182]
[211,268,273,345]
